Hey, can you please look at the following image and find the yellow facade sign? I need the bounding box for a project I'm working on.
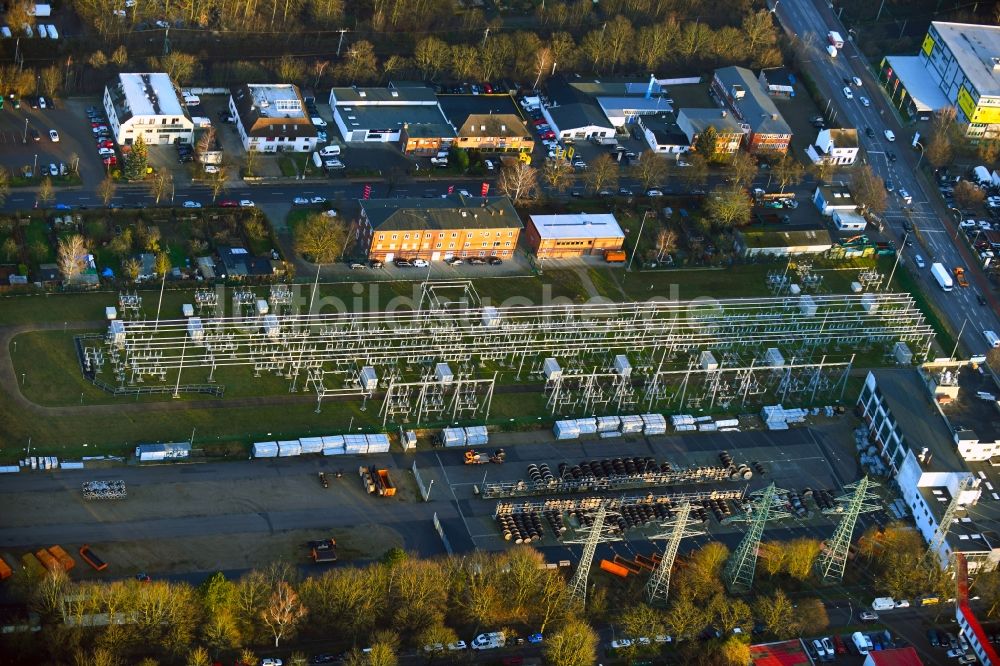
[922,34,935,56]
[519,150,532,164]
[971,105,1000,125]
[957,86,977,122]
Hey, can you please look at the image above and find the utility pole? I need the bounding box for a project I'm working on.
[626,210,650,273]
[815,477,881,583]
[336,29,347,57]
[482,27,490,49]
[163,27,170,56]
[950,317,967,361]
[646,503,703,605]
[723,483,789,593]
[885,231,908,290]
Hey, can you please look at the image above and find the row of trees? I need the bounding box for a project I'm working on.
[4,539,862,666]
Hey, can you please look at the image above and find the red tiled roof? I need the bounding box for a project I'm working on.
[868,647,923,666]
[750,640,811,666]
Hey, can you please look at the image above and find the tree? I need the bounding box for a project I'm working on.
[694,126,720,162]
[619,603,664,653]
[186,647,212,666]
[124,135,148,181]
[954,180,986,210]
[414,37,451,80]
[261,580,307,648]
[654,227,677,261]
[154,251,171,276]
[679,154,709,189]
[209,168,228,202]
[630,151,670,189]
[809,159,834,184]
[40,65,61,98]
[783,538,822,580]
[344,642,396,666]
[851,164,887,214]
[150,172,171,205]
[543,618,598,666]
[0,165,9,205]
[926,132,953,169]
[977,138,1000,165]
[705,185,752,228]
[245,148,260,177]
[122,257,141,281]
[36,176,54,207]
[584,153,619,193]
[753,590,796,638]
[153,52,198,85]
[2,238,18,262]
[111,45,129,67]
[276,55,305,85]
[57,234,87,281]
[543,159,574,194]
[664,596,709,641]
[244,212,268,243]
[532,47,553,89]
[971,569,1000,618]
[710,594,752,634]
[294,213,349,263]
[339,41,378,83]
[195,127,216,161]
[773,153,804,193]
[497,163,539,203]
[717,636,752,666]
[793,598,829,636]
[98,177,116,206]
[726,151,758,189]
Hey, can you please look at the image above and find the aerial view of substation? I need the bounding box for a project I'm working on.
[20,274,934,599]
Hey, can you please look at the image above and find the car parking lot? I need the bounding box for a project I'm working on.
[0,96,106,185]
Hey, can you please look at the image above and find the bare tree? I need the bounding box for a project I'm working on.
[542,159,574,194]
[497,162,539,203]
[532,47,553,89]
[655,227,678,261]
[98,176,117,206]
[244,147,260,178]
[0,166,9,205]
[630,151,670,190]
[726,151,758,189]
[705,185,752,228]
[295,213,349,263]
[210,168,228,201]
[954,180,985,210]
[851,164,887,214]
[37,176,55,207]
[58,234,87,281]
[122,257,141,281]
[584,153,619,193]
[261,580,307,648]
[773,153,805,192]
[150,172,171,205]
[542,618,598,666]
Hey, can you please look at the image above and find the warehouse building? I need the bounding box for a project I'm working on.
[329,85,454,154]
[880,22,1000,137]
[103,73,194,145]
[359,194,522,262]
[229,83,318,153]
[525,213,626,259]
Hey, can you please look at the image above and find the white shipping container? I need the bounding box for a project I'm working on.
[366,434,391,453]
[799,294,817,317]
[256,299,269,315]
[641,413,667,434]
[861,293,879,313]
[322,447,345,456]
[576,418,598,434]
[344,434,369,454]
[671,415,695,426]
[252,441,279,458]
[543,358,562,380]
[597,416,621,431]
[599,430,622,438]
[614,355,632,377]
[59,462,85,470]
[182,303,194,317]
[359,366,378,391]
[715,418,740,428]
[299,437,324,454]
[694,415,714,423]
[764,348,785,367]
[0,466,20,473]
[277,440,302,457]
[321,435,345,448]
[700,351,718,371]
[441,427,466,447]
[697,422,718,432]
[109,320,126,348]
[187,317,204,341]
[553,420,580,440]
[465,426,489,445]
[435,363,454,383]
[481,306,501,328]
[767,421,790,430]
[262,314,279,338]
[620,416,644,433]
[674,424,698,432]
[105,306,117,320]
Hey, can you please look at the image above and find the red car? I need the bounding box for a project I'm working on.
[217,200,239,208]
[533,118,548,126]
[539,130,556,140]
[832,635,847,655]
[98,140,114,149]
[484,83,493,93]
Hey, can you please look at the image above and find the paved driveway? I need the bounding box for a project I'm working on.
[0,98,105,185]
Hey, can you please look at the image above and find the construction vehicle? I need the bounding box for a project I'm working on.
[359,466,376,494]
[47,545,75,571]
[308,538,338,563]
[79,544,108,571]
[953,266,969,287]
[0,556,12,581]
[464,448,506,465]
[604,249,626,263]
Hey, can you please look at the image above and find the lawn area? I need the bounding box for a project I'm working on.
[23,220,54,263]
[277,153,321,178]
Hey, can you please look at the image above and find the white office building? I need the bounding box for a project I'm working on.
[103,73,194,146]
[229,83,318,153]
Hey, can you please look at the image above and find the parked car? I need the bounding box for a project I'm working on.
[48,129,59,142]
[412,258,429,267]
[488,256,503,265]
[394,258,413,267]
[914,254,926,268]
[311,196,327,204]
[48,163,58,176]
[182,200,202,208]
[239,199,255,207]
[865,127,876,138]
[217,200,239,208]
[293,196,310,205]
[369,259,384,268]
[859,610,879,622]
[445,257,464,265]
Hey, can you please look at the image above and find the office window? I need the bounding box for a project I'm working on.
[404,234,410,240]
[392,234,398,240]
[378,234,385,241]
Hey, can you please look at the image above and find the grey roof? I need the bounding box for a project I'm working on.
[759,67,795,88]
[548,103,613,132]
[640,113,691,147]
[714,66,792,136]
[741,228,834,248]
[337,104,454,137]
[362,195,523,232]
[330,86,438,105]
[816,184,856,207]
[871,368,965,473]
[568,79,666,98]
[930,22,1000,97]
[885,55,952,112]
[677,108,744,135]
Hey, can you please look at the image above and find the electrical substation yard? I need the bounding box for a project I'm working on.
[0,418,863,577]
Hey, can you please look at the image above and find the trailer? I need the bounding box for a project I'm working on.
[78,544,108,571]
[931,262,954,291]
[599,559,630,578]
[464,449,506,464]
[309,538,338,563]
[359,466,376,494]
[373,468,397,497]
[35,549,61,573]
[0,557,12,580]
[47,545,75,571]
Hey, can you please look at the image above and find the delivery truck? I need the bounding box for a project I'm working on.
[828,31,844,48]
[931,263,953,291]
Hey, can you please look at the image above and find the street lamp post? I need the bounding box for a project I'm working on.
[22,117,28,144]
[914,141,925,170]
[949,207,963,241]
[885,231,908,290]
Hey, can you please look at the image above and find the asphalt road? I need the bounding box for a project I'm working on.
[772,0,1000,354]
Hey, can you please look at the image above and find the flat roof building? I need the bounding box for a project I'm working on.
[359,194,523,262]
[329,84,454,154]
[738,228,834,257]
[525,213,626,259]
[103,73,194,145]
[228,83,318,153]
[813,185,857,216]
[881,22,1000,136]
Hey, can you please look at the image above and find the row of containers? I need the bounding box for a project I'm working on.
[440,426,490,448]
[552,414,667,441]
[670,415,741,433]
[252,433,391,458]
[761,404,809,431]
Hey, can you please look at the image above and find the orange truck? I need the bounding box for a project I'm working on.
[48,545,75,571]
[953,267,969,287]
[0,557,12,580]
[604,249,627,263]
[35,549,62,573]
[374,469,397,497]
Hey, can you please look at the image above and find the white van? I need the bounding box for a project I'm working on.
[1,26,12,38]
[311,151,322,169]
[826,45,837,57]
[37,23,46,38]
[46,24,57,39]
[872,597,896,611]
[984,330,1000,349]
[319,145,340,157]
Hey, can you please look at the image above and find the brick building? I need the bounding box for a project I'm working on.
[711,66,792,155]
[525,213,626,259]
[359,194,523,262]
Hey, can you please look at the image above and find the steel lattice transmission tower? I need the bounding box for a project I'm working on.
[815,476,881,583]
[723,483,790,594]
[564,502,620,607]
[646,503,704,606]
[922,476,978,569]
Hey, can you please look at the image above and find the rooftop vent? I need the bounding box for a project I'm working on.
[731,84,746,99]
